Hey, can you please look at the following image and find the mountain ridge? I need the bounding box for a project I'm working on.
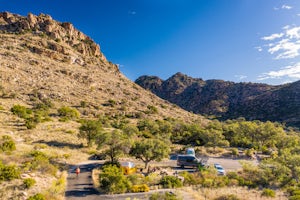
[136,73,300,128]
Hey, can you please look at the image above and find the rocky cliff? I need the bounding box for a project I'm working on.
[136,73,300,128]
[0,12,202,122]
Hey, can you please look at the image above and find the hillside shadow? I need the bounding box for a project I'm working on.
[33,140,83,149]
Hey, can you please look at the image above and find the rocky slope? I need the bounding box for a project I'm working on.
[0,12,202,123]
[136,73,300,128]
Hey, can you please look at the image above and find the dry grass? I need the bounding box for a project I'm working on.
[179,186,287,200]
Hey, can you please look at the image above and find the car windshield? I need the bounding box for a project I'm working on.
[216,166,223,170]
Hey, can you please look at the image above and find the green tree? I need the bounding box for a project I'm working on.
[78,120,103,147]
[130,138,170,169]
[97,130,130,163]
[203,122,229,150]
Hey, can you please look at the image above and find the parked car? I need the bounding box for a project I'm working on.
[177,155,204,168]
[214,163,225,175]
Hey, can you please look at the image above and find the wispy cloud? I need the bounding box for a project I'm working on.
[261,26,300,59]
[255,46,263,52]
[128,10,136,15]
[235,75,247,80]
[282,4,293,10]
[258,62,300,81]
[261,33,284,41]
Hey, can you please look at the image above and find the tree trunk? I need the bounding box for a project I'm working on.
[144,161,149,170]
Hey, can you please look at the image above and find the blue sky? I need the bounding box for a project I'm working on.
[1,0,300,85]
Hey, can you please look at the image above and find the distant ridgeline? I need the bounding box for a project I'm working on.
[136,72,300,128]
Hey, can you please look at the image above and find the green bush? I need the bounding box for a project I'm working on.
[27,193,46,200]
[11,105,32,119]
[214,194,240,200]
[23,178,36,189]
[25,117,38,129]
[261,188,275,198]
[0,135,16,152]
[0,161,20,182]
[131,184,150,193]
[160,175,183,188]
[99,164,131,194]
[231,148,239,156]
[57,106,80,121]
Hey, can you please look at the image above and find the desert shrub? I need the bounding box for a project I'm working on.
[160,175,183,188]
[127,174,145,185]
[0,161,20,182]
[11,104,32,118]
[179,171,201,185]
[0,135,16,152]
[99,164,131,194]
[145,172,161,186]
[244,148,255,158]
[261,188,275,198]
[131,184,150,193]
[80,101,87,108]
[27,193,46,200]
[23,178,36,189]
[24,151,57,176]
[231,148,239,156]
[57,106,80,121]
[214,194,240,200]
[150,192,181,200]
[44,172,66,198]
[146,105,158,114]
[25,117,38,129]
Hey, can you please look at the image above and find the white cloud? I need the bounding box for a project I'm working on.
[268,39,300,59]
[261,26,300,59]
[286,27,300,39]
[235,75,247,80]
[258,62,300,81]
[255,46,263,52]
[282,4,293,10]
[261,33,284,41]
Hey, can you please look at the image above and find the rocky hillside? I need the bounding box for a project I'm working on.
[136,72,300,128]
[0,12,206,199]
[0,12,202,123]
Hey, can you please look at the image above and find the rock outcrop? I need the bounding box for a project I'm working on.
[0,12,105,59]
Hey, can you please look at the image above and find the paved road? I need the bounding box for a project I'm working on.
[65,163,101,200]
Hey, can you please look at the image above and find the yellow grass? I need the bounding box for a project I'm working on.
[179,186,287,200]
